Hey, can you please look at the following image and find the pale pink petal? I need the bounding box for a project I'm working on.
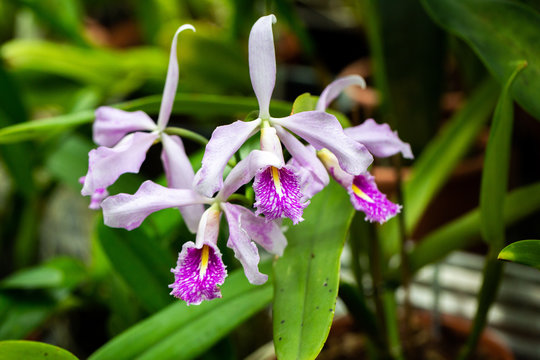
[101,180,210,230]
[249,15,277,119]
[93,107,156,147]
[194,119,261,197]
[316,75,366,112]
[169,241,226,305]
[218,149,282,201]
[81,132,159,198]
[222,203,286,256]
[161,133,204,233]
[156,24,195,130]
[272,111,373,175]
[222,204,267,285]
[344,119,413,159]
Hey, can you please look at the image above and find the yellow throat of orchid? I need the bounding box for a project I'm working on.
[271,166,283,195]
[199,245,210,278]
[351,184,374,203]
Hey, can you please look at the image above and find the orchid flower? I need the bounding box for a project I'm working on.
[80,25,203,233]
[316,75,414,223]
[101,150,287,305]
[193,15,373,224]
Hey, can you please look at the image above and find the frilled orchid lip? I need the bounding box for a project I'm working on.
[253,165,307,224]
[169,242,227,305]
[348,173,401,224]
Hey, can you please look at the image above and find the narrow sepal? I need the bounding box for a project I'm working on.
[101,180,209,230]
[156,24,195,129]
[194,119,261,197]
[161,133,204,233]
[344,119,413,159]
[249,15,277,119]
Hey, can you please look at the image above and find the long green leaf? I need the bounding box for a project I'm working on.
[97,224,175,313]
[498,240,540,270]
[0,94,293,144]
[480,62,526,245]
[0,340,78,360]
[273,181,354,360]
[422,0,540,121]
[403,79,498,232]
[405,181,540,277]
[89,263,273,360]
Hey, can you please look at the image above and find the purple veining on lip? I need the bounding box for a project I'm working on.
[253,165,307,224]
[348,173,401,224]
[169,242,227,306]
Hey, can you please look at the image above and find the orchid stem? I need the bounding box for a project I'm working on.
[164,126,209,146]
[226,193,252,207]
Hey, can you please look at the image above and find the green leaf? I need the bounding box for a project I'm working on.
[480,62,527,246]
[273,181,354,360]
[97,223,175,313]
[0,94,293,144]
[404,78,498,232]
[363,0,446,151]
[89,264,273,360]
[498,240,540,270]
[45,134,93,190]
[405,181,540,277]
[0,340,78,360]
[13,0,88,46]
[1,257,85,290]
[290,93,350,127]
[422,0,540,121]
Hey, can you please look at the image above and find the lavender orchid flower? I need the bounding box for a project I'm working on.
[315,75,414,223]
[80,25,203,233]
[101,150,287,305]
[193,15,373,224]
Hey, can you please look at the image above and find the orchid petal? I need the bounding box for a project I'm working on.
[222,203,267,285]
[156,24,195,130]
[194,206,222,248]
[194,119,261,197]
[222,203,286,256]
[161,133,204,233]
[218,149,282,201]
[249,15,277,119]
[275,125,329,198]
[316,75,367,112]
[345,119,413,159]
[169,241,226,305]
[272,111,373,175]
[101,180,209,230]
[348,173,401,224]
[81,132,158,198]
[317,148,354,189]
[93,107,156,147]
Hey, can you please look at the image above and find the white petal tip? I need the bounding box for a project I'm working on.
[177,24,196,34]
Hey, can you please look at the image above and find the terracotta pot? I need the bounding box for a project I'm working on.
[317,312,514,360]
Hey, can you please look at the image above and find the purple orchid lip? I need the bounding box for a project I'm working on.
[253,165,307,224]
[348,173,401,224]
[169,241,227,306]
